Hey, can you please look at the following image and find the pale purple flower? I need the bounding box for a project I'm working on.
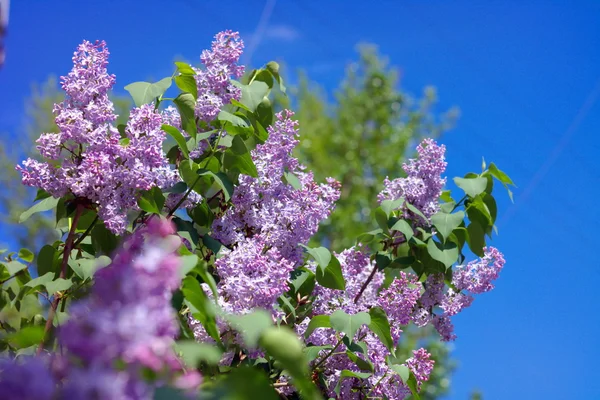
[378,138,447,225]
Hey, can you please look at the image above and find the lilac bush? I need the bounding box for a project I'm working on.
[0,30,515,399]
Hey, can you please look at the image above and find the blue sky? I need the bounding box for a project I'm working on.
[1,0,600,398]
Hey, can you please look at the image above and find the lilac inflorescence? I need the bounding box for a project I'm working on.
[300,247,433,399]
[17,41,179,234]
[191,110,340,350]
[378,138,447,224]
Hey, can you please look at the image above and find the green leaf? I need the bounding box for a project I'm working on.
[440,190,453,203]
[44,278,73,294]
[218,106,250,128]
[37,245,57,276]
[239,81,270,112]
[283,171,302,190]
[91,223,119,255]
[260,326,319,399]
[381,198,404,216]
[224,150,258,177]
[289,268,315,297]
[197,170,234,201]
[431,211,465,240]
[305,315,331,338]
[202,367,279,400]
[174,61,196,76]
[153,387,189,400]
[256,97,274,128]
[374,208,389,233]
[19,197,60,223]
[301,246,345,290]
[202,235,222,255]
[466,221,486,257]
[182,276,220,343]
[6,325,44,348]
[302,246,331,268]
[162,124,189,158]
[367,307,394,351]
[179,254,199,278]
[137,186,165,214]
[174,340,222,366]
[4,261,27,275]
[340,370,371,380]
[356,228,383,244]
[24,272,55,289]
[454,176,487,198]
[488,162,514,186]
[315,257,346,290]
[69,256,110,281]
[124,77,172,107]
[173,93,197,137]
[390,219,414,241]
[266,61,286,93]
[17,248,34,263]
[195,259,218,298]
[304,345,332,362]
[226,309,272,348]
[405,202,428,223]
[389,364,410,383]
[175,75,198,99]
[329,310,371,340]
[426,239,459,268]
[407,373,421,399]
[345,351,374,372]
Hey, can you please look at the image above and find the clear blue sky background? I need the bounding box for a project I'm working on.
[1,0,599,398]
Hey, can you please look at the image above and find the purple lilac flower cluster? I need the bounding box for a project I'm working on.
[17,41,178,234]
[296,247,433,399]
[412,246,506,341]
[378,138,447,225]
[0,218,199,399]
[161,31,245,160]
[191,111,340,345]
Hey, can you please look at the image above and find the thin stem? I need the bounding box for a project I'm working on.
[37,203,84,355]
[313,336,344,370]
[451,195,468,212]
[353,264,379,304]
[167,175,202,217]
[0,269,25,285]
[71,215,99,249]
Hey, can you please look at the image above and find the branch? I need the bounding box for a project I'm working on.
[37,203,84,355]
[353,263,378,304]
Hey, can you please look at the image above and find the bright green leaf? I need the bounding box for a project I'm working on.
[19,197,60,223]
[329,310,371,340]
[124,77,172,107]
[454,176,487,198]
[368,307,394,351]
[431,211,465,240]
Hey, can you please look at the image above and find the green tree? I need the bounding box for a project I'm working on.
[0,76,131,249]
[277,44,459,252]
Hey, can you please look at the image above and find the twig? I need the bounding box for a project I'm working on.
[313,336,344,370]
[37,203,84,355]
[353,264,379,304]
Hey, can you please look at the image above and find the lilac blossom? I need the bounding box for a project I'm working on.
[17,41,179,234]
[378,138,447,225]
[377,272,423,342]
[205,110,340,316]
